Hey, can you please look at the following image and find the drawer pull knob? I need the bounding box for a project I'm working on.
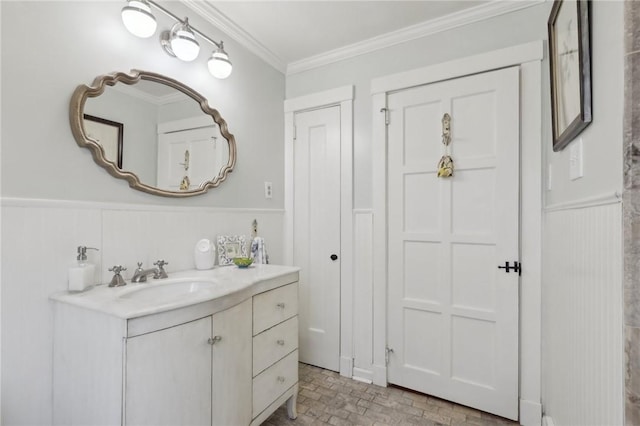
[276,303,285,309]
[207,336,222,345]
[277,376,286,383]
[277,339,285,346]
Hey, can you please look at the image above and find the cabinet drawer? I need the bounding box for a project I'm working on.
[253,283,298,335]
[252,350,298,417]
[253,316,298,376]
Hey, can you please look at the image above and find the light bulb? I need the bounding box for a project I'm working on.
[169,21,200,61]
[121,0,157,38]
[208,47,232,79]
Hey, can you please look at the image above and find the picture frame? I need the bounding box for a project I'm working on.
[217,235,247,265]
[548,0,592,151]
[83,114,124,168]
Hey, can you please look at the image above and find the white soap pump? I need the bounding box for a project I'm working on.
[68,246,99,292]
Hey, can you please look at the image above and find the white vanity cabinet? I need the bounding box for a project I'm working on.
[125,300,252,426]
[251,283,299,425]
[51,266,299,426]
[125,316,213,426]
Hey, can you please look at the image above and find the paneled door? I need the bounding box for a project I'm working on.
[294,106,341,372]
[386,66,520,419]
[157,126,222,191]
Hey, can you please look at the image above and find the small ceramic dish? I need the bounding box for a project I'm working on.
[233,257,253,268]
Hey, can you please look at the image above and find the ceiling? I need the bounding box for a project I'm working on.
[182,0,541,74]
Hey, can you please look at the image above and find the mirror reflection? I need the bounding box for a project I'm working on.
[70,70,236,197]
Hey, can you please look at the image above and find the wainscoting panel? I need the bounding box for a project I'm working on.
[1,198,284,425]
[542,201,624,425]
[1,205,102,425]
[353,210,374,382]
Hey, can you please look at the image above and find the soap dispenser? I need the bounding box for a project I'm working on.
[68,246,99,292]
[194,239,215,270]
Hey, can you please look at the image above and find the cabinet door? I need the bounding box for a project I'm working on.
[212,299,252,426]
[125,317,212,426]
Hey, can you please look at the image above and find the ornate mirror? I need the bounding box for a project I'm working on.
[70,69,236,197]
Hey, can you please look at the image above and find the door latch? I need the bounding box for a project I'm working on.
[498,261,521,276]
[385,346,394,365]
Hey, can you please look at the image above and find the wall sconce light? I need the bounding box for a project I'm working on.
[121,0,157,38]
[160,19,200,62]
[120,0,233,79]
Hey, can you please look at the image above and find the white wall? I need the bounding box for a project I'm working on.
[1,1,285,208]
[541,1,625,424]
[1,2,285,424]
[287,2,627,423]
[543,2,624,206]
[286,3,549,424]
[286,3,551,209]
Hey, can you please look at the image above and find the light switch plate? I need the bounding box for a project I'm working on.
[264,182,273,199]
[569,138,584,181]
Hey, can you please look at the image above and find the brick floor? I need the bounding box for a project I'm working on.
[263,363,519,426]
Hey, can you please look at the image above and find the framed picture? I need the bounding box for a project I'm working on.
[83,114,124,168]
[217,235,247,265]
[548,0,592,151]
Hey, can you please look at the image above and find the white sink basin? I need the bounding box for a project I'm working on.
[119,280,217,304]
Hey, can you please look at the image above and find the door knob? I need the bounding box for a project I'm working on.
[207,336,222,345]
[330,254,338,261]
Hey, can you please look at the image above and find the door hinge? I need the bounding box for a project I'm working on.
[498,261,521,276]
[385,346,394,365]
[380,108,390,125]
[293,125,297,140]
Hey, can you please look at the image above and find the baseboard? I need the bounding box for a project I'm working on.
[520,399,542,426]
[372,364,387,387]
[542,415,555,426]
[352,367,373,384]
[339,356,353,378]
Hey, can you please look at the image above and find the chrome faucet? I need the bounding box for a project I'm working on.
[132,260,169,283]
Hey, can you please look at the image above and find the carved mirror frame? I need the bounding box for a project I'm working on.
[69,69,236,197]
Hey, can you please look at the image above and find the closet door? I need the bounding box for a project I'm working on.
[386,66,520,420]
[293,106,341,372]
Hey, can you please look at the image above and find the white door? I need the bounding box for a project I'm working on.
[294,106,341,372]
[157,126,220,190]
[386,66,520,419]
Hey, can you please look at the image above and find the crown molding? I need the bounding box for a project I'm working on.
[180,0,543,76]
[180,0,287,73]
[287,0,544,75]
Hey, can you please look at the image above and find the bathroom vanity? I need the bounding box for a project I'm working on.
[50,264,299,426]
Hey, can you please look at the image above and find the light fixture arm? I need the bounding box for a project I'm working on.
[147,0,224,50]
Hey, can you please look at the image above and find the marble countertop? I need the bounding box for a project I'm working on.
[50,264,300,320]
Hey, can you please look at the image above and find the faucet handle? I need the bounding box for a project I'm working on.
[153,260,169,279]
[108,265,127,287]
[108,265,127,274]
